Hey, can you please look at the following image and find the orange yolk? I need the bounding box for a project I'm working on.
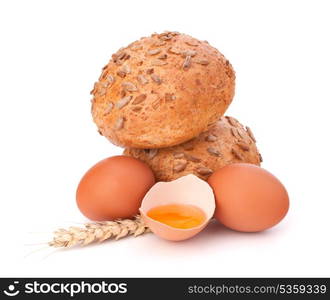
[147,204,206,229]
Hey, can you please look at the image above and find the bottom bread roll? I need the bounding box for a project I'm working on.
[123,116,262,182]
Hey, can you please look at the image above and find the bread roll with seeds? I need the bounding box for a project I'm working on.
[123,116,262,181]
[91,31,235,148]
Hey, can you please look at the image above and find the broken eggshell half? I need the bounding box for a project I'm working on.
[139,174,215,241]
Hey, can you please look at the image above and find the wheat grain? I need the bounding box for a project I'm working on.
[49,215,150,248]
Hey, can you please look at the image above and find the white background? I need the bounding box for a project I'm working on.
[0,0,329,277]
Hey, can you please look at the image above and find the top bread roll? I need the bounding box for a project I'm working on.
[91,31,235,148]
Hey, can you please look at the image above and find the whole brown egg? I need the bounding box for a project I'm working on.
[76,156,155,221]
[208,163,289,232]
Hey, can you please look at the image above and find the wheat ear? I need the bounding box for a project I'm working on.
[49,215,150,248]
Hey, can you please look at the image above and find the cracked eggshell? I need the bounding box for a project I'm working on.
[140,174,215,241]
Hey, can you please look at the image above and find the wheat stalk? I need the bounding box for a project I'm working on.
[49,215,150,248]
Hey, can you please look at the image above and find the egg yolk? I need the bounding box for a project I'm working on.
[147,204,206,229]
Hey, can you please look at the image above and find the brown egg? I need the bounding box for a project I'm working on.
[76,156,155,221]
[208,163,289,232]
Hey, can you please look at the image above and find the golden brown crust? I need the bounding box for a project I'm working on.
[91,31,235,148]
[123,116,261,181]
